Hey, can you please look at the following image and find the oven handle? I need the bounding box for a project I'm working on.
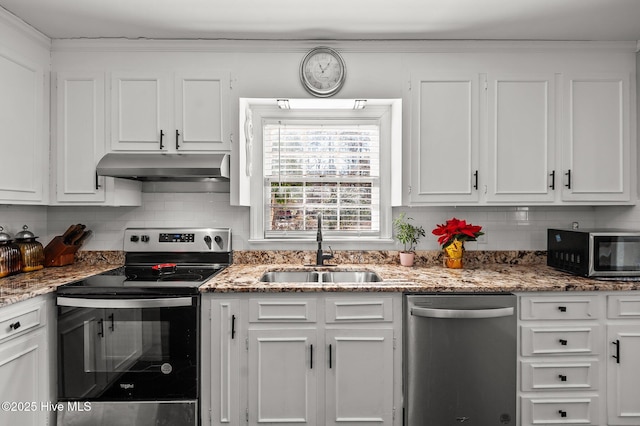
[411,306,514,319]
[57,296,194,309]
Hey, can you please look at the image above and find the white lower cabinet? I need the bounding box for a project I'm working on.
[606,293,640,425]
[0,295,54,426]
[202,293,401,426]
[248,328,318,425]
[518,293,605,426]
[324,328,394,425]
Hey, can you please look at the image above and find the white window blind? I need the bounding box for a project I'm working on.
[263,121,380,238]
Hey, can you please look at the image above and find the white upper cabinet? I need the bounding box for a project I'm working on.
[486,74,556,203]
[560,73,631,203]
[409,68,634,206]
[110,70,230,152]
[174,71,229,151]
[54,71,141,206]
[0,48,46,204]
[110,71,171,151]
[410,73,480,204]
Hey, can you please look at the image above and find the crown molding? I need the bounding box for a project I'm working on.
[0,7,51,50]
[51,38,638,54]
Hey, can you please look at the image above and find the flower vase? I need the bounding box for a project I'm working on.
[443,239,464,269]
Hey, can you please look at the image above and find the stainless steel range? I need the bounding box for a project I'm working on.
[56,227,231,426]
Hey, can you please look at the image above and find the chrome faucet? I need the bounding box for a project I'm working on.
[316,213,334,266]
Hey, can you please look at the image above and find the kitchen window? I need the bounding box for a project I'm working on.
[240,98,402,242]
[264,121,380,239]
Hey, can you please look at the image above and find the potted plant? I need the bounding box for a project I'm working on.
[393,213,426,267]
[432,217,483,268]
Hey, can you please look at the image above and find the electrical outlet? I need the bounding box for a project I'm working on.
[477,233,488,244]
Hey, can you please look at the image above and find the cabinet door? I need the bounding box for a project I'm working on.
[0,329,48,426]
[607,324,640,425]
[410,73,480,204]
[325,328,394,426]
[486,74,556,203]
[110,71,170,151]
[561,74,631,202]
[56,72,106,202]
[175,71,229,151]
[206,298,242,426]
[0,49,45,203]
[248,328,317,425]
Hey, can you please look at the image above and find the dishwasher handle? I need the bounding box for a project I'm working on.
[411,306,514,319]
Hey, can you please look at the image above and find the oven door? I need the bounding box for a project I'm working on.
[56,295,199,402]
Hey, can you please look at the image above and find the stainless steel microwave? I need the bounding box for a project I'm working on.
[548,228,640,277]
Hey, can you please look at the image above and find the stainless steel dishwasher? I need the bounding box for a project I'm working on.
[404,293,517,425]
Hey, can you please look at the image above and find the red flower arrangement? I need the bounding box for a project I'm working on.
[432,217,484,248]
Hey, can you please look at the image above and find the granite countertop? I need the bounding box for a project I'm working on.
[2,250,639,308]
[0,262,123,307]
[202,262,640,293]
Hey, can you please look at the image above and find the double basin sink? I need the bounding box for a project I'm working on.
[260,270,381,283]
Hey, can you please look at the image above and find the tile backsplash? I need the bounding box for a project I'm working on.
[2,193,622,252]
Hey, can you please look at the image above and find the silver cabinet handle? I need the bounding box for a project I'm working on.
[57,296,194,309]
[411,306,514,319]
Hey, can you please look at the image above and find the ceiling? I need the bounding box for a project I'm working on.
[1,0,640,41]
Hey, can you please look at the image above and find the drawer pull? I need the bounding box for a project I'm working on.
[612,339,620,364]
[559,339,568,346]
[9,321,21,331]
[558,306,567,312]
[559,410,567,418]
[558,374,567,382]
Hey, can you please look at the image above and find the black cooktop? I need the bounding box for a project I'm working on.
[57,264,226,296]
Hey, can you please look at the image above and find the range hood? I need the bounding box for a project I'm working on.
[96,153,230,182]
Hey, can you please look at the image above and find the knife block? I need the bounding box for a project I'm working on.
[44,236,81,267]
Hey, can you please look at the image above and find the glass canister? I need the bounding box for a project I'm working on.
[14,225,45,272]
[0,226,22,278]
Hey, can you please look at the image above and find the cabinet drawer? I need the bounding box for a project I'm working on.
[607,295,640,319]
[521,325,600,356]
[249,298,317,323]
[325,297,393,323]
[521,360,599,391]
[520,296,601,320]
[0,299,44,342]
[521,396,598,425]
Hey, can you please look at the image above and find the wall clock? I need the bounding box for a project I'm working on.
[299,46,346,97]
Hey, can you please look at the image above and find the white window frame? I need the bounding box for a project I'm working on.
[240,98,402,243]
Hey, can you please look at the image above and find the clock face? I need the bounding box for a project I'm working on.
[300,47,346,97]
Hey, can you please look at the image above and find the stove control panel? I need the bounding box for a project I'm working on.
[159,233,195,243]
[124,228,231,252]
